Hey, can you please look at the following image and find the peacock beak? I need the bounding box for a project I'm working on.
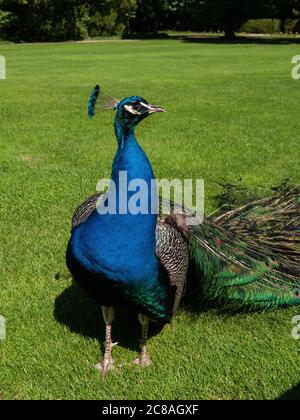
[140,102,166,114]
[148,104,166,114]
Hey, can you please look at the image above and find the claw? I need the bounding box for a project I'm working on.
[97,307,116,377]
[95,355,115,376]
[134,347,152,367]
[135,314,152,368]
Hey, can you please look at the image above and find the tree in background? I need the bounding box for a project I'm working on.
[129,0,294,38]
[1,0,300,41]
[169,0,300,38]
[0,0,88,41]
[129,0,163,34]
[87,0,136,37]
[0,0,136,41]
[184,0,274,39]
[275,0,300,32]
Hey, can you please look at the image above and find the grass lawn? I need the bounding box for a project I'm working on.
[0,39,299,400]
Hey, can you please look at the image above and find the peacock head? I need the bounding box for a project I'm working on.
[88,85,165,130]
[115,96,165,129]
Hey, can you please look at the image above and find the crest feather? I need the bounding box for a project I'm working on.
[87,85,119,118]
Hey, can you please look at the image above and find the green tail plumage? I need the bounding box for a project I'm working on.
[188,185,300,310]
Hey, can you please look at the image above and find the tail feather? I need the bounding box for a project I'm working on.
[188,186,300,310]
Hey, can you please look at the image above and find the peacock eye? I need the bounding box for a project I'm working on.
[132,102,142,112]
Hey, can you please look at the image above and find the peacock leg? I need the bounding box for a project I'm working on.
[134,314,152,367]
[95,306,116,376]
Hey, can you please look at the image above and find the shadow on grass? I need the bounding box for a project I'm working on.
[53,270,259,351]
[277,382,300,400]
[183,35,300,45]
[123,32,300,45]
[53,282,164,352]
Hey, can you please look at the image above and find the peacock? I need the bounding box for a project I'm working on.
[66,85,300,376]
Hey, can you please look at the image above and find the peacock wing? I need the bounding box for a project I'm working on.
[155,220,189,312]
[71,193,103,231]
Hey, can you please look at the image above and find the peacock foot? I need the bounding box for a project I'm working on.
[134,349,152,368]
[95,355,115,376]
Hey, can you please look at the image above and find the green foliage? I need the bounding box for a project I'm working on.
[180,0,282,38]
[129,0,187,34]
[87,0,137,37]
[240,17,300,35]
[128,0,300,37]
[0,0,89,41]
[283,18,300,33]
[0,10,12,38]
[87,10,119,37]
[1,0,300,40]
[0,0,137,41]
[240,19,281,34]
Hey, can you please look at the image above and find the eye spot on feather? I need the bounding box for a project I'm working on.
[294,289,300,298]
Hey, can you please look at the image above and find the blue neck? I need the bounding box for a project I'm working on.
[114,113,131,150]
[91,117,158,279]
[70,117,159,284]
[112,118,157,216]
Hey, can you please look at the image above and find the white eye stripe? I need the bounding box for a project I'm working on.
[140,102,152,110]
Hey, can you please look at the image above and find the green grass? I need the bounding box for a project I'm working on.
[0,39,300,400]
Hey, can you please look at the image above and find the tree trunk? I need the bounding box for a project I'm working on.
[224,27,237,40]
[280,18,286,34]
[154,15,159,34]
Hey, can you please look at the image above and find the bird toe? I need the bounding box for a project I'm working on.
[95,356,115,376]
[134,352,152,368]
